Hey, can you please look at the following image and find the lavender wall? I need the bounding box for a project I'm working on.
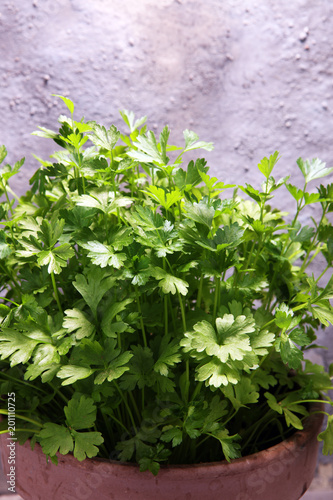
[0,0,332,466]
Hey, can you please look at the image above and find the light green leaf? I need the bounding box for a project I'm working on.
[285,183,303,201]
[209,428,241,462]
[90,124,120,151]
[81,241,126,269]
[311,305,333,327]
[318,415,333,455]
[63,309,95,339]
[283,408,303,430]
[196,358,240,387]
[76,190,132,214]
[0,231,11,259]
[72,430,104,461]
[265,393,283,414]
[183,129,214,152]
[258,151,280,179]
[143,185,182,210]
[52,94,75,114]
[0,145,7,164]
[0,329,39,366]
[151,267,189,296]
[297,157,333,183]
[57,365,95,385]
[128,131,164,164]
[37,244,75,274]
[184,200,215,228]
[120,110,147,133]
[183,315,254,363]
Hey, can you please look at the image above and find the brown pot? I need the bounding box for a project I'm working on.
[0,403,324,500]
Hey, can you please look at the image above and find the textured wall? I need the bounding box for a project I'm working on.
[0,0,332,464]
[2,0,333,195]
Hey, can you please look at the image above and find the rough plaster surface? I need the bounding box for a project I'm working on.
[0,0,332,471]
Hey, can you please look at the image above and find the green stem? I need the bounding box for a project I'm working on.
[190,381,202,402]
[135,287,147,347]
[51,272,63,314]
[0,428,40,435]
[6,186,20,202]
[128,391,141,423]
[196,274,204,310]
[3,183,14,218]
[0,296,19,306]
[47,382,69,404]
[0,372,48,394]
[108,412,130,434]
[178,291,187,332]
[316,264,330,284]
[177,290,190,402]
[213,276,220,322]
[113,382,137,433]
[163,258,168,336]
[298,208,327,277]
[0,410,43,428]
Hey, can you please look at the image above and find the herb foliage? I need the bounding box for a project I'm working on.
[0,97,333,474]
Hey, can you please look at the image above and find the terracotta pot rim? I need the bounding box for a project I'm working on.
[27,400,324,476]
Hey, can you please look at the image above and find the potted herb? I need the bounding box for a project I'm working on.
[0,95,332,499]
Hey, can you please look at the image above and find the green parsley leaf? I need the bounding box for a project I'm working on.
[318,415,333,455]
[183,129,214,152]
[73,267,115,317]
[64,395,97,430]
[72,430,104,461]
[63,309,95,339]
[151,267,189,296]
[0,329,39,366]
[297,158,333,183]
[57,365,95,385]
[39,423,73,456]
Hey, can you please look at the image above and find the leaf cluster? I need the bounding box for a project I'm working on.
[0,96,332,472]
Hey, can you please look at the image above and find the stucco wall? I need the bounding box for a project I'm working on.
[0,0,332,465]
[2,0,333,193]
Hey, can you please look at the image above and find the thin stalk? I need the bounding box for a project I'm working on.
[0,428,40,435]
[163,258,168,336]
[178,291,187,332]
[164,295,168,337]
[0,296,19,306]
[190,381,202,403]
[51,272,63,314]
[178,289,190,402]
[0,410,43,428]
[128,391,141,423]
[168,295,177,332]
[113,382,137,433]
[135,287,147,347]
[47,382,70,404]
[213,276,220,322]
[196,274,204,310]
[6,186,20,202]
[108,412,130,434]
[0,372,48,394]
[2,183,14,218]
[316,264,330,284]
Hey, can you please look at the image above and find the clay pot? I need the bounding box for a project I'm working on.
[0,402,324,500]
